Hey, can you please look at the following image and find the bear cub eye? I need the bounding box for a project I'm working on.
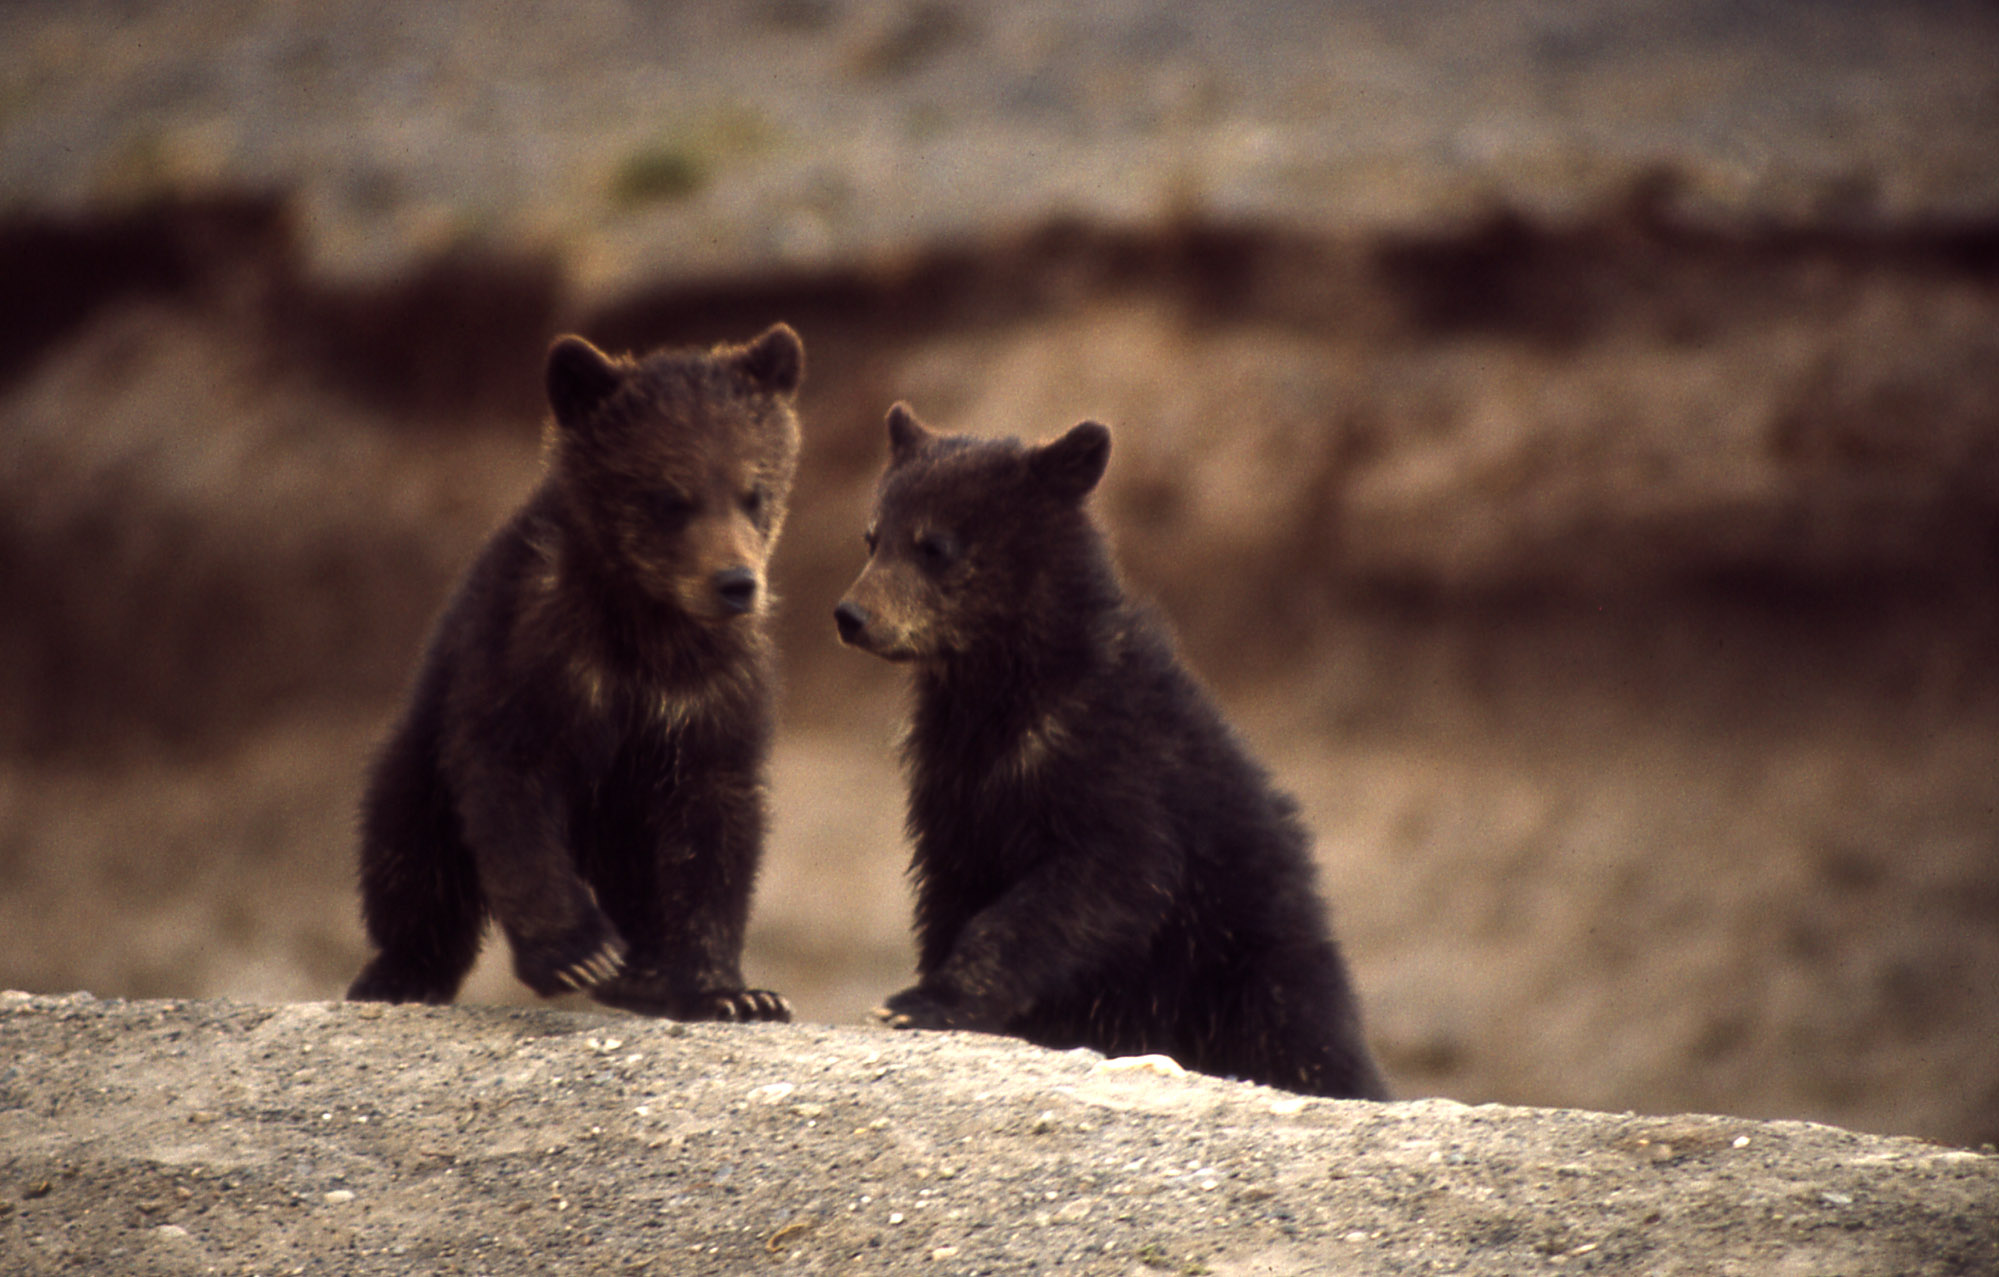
[741,486,767,522]
[648,488,695,529]
[913,530,958,573]
[862,525,880,555]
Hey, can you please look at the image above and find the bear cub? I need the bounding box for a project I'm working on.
[834,404,1387,1098]
[347,325,804,1021]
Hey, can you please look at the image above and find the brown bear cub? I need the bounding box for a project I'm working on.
[346,325,803,1022]
[834,404,1387,1098]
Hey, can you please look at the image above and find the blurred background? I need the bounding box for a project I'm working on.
[3,0,1997,1146]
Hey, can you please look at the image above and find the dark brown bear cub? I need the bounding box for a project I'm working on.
[346,325,803,1022]
[834,404,1387,1098]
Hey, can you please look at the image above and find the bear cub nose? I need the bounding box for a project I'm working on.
[833,601,868,645]
[714,567,759,615]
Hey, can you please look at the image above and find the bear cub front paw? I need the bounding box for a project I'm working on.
[590,970,792,1022]
[705,988,792,1022]
[511,916,628,998]
[874,984,994,1032]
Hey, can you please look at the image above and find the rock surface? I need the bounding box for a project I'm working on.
[1,993,1993,1276]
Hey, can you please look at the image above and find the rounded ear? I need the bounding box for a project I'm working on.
[546,336,624,428]
[731,323,804,396]
[886,401,935,465]
[1029,420,1112,502]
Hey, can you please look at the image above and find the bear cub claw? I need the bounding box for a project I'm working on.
[874,985,988,1032]
[707,988,793,1022]
[589,971,792,1023]
[554,940,628,993]
[513,921,629,998]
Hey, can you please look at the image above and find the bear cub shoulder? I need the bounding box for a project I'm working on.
[836,403,1387,1098]
[347,324,803,1021]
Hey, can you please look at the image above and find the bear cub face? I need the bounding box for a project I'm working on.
[834,403,1110,662]
[546,326,802,625]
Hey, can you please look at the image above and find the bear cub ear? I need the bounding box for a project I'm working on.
[1028,420,1112,502]
[546,336,626,428]
[731,323,805,397]
[886,401,935,465]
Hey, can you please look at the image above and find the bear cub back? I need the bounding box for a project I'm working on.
[346,325,803,1021]
[836,404,1387,1098]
